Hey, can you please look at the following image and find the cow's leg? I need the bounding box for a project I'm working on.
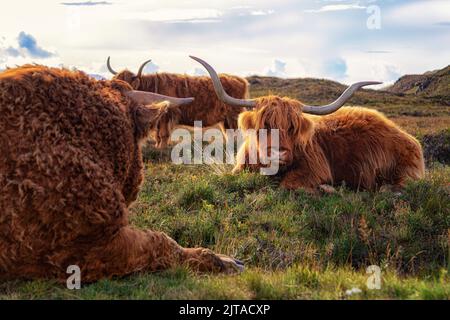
[232,140,249,174]
[280,168,325,193]
[217,122,228,143]
[80,226,243,282]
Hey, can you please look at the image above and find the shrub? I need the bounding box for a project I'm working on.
[422,129,450,165]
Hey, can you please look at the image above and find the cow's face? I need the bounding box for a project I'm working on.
[150,104,182,149]
[114,70,141,90]
[238,96,314,168]
[121,87,192,202]
[132,101,181,149]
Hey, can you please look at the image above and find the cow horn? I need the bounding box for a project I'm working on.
[190,56,256,108]
[302,81,382,115]
[106,56,118,75]
[126,90,194,107]
[136,59,152,78]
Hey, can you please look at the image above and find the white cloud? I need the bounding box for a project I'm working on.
[249,10,274,16]
[0,0,448,88]
[265,59,287,77]
[342,52,403,87]
[167,19,221,24]
[385,0,450,27]
[189,67,207,76]
[143,60,159,73]
[0,32,59,69]
[231,5,252,10]
[305,4,366,13]
[61,1,113,6]
[122,8,223,23]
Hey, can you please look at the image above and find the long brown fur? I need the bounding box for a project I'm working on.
[114,70,249,147]
[233,96,425,192]
[0,65,241,282]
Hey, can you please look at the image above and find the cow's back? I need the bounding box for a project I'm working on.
[0,66,134,277]
[139,73,248,127]
[314,107,424,189]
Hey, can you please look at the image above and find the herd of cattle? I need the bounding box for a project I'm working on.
[0,56,424,281]
[107,56,249,148]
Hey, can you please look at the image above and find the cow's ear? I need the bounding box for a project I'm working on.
[238,111,256,131]
[133,104,161,140]
[296,115,315,147]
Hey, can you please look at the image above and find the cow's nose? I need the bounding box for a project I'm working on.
[266,148,290,165]
[267,147,288,158]
[279,150,288,160]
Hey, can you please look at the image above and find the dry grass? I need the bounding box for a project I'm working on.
[392,116,450,136]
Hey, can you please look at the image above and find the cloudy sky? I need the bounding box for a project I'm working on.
[0,0,449,86]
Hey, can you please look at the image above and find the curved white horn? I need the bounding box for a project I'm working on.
[190,56,256,108]
[302,81,382,115]
[106,56,118,75]
[136,59,152,78]
[126,90,194,107]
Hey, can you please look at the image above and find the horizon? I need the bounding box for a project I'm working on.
[1,0,449,87]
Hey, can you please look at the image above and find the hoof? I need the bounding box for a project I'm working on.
[319,184,337,194]
[217,254,245,273]
[183,248,244,274]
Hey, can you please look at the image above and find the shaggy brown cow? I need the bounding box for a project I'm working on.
[107,57,249,147]
[0,65,243,282]
[192,56,425,192]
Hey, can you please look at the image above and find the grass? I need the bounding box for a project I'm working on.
[1,161,448,300]
[1,267,448,300]
[391,116,450,137]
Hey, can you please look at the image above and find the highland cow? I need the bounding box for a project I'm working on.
[0,65,243,282]
[107,57,249,147]
[192,56,425,192]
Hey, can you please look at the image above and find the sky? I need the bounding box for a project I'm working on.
[0,0,449,87]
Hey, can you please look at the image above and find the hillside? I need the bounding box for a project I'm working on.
[246,65,450,113]
[248,76,419,106]
[387,65,450,103]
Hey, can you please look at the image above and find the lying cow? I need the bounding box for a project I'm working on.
[191,56,425,192]
[107,57,249,148]
[0,65,242,282]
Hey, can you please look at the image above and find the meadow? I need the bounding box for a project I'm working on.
[0,79,449,300]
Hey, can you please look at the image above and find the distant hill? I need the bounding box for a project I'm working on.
[386,65,450,103]
[246,65,450,109]
[247,76,431,109]
[88,74,106,80]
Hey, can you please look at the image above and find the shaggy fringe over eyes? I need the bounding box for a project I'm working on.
[150,102,182,131]
[132,101,181,141]
[115,70,139,88]
[239,96,315,147]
